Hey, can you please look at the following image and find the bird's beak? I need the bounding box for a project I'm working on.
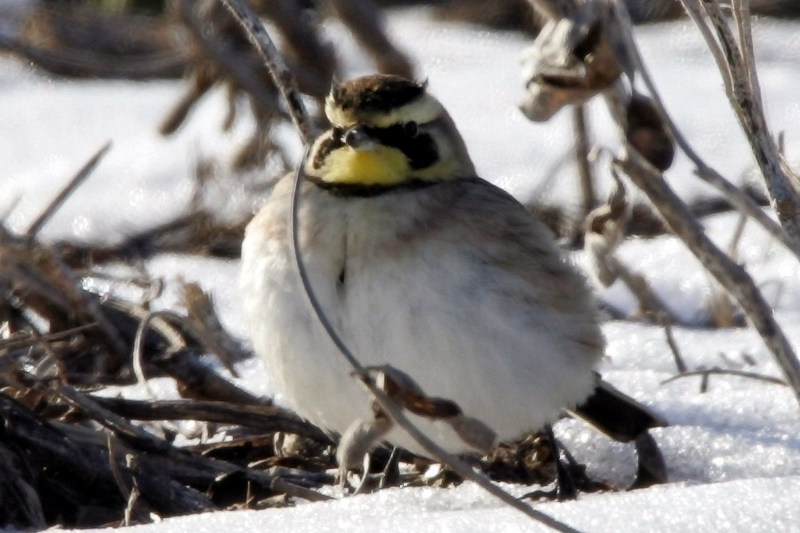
[342,125,377,151]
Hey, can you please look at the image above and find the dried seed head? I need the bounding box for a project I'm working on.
[584,172,631,287]
[520,4,630,121]
[625,92,675,171]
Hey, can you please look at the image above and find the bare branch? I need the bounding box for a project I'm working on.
[679,0,800,244]
[218,0,316,147]
[611,146,800,408]
[612,3,800,262]
[24,142,111,239]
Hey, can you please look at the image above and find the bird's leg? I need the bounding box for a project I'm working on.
[378,446,401,489]
[336,412,392,494]
[630,431,668,489]
[544,425,578,501]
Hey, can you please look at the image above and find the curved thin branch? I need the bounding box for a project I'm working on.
[218,0,316,147]
[662,368,786,387]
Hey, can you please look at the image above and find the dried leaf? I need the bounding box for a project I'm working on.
[520,3,631,121]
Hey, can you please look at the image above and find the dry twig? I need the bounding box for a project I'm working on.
[612,0,800,262]
[679,0,800,244]
[660,316,688,373]
[662,368,787,388]
[612,147,800,405]
[24,142,111,240]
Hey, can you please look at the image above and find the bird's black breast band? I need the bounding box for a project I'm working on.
[304,175,439,197]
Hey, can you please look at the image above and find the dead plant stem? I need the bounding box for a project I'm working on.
[613,147,800,407]
[613,2,800,261]
[24,142,111,239]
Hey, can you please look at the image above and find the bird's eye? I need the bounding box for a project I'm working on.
[404,121,418,137]
[331,127,345,142]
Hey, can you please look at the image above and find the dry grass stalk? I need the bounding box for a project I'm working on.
[660,315,688,373]
[613,147,800,406]
[679,0,800,244]
[24,142,112,239]
[662,368,787,389]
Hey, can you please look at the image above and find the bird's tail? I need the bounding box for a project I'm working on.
[569,378,668,487]
[571,379,666,442]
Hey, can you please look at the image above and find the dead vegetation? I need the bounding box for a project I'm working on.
[0,180,601,528]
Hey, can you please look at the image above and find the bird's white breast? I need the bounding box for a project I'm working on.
[241,176,601,455]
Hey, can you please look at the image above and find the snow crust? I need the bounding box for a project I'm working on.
[67,476,800,533]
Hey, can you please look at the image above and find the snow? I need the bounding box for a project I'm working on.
[2,6,799,533]
[52,476,800,533]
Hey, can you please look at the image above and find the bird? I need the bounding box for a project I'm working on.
[240,74,664,472]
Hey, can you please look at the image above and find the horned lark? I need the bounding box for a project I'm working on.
[241,75,662,460]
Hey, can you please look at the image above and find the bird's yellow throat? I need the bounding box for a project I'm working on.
[317,145,410,186]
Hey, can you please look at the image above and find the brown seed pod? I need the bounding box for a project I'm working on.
[625,92,675,171]
[520,4,630,121]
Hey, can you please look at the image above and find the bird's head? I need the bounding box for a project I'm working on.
[305,75,475,188]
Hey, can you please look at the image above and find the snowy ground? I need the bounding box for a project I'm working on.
[2,6,800,533]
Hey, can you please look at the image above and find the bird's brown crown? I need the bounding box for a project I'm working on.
[325,75,442,129]
[330,75,426,115]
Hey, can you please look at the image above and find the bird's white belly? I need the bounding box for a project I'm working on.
[240,183,598,455]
